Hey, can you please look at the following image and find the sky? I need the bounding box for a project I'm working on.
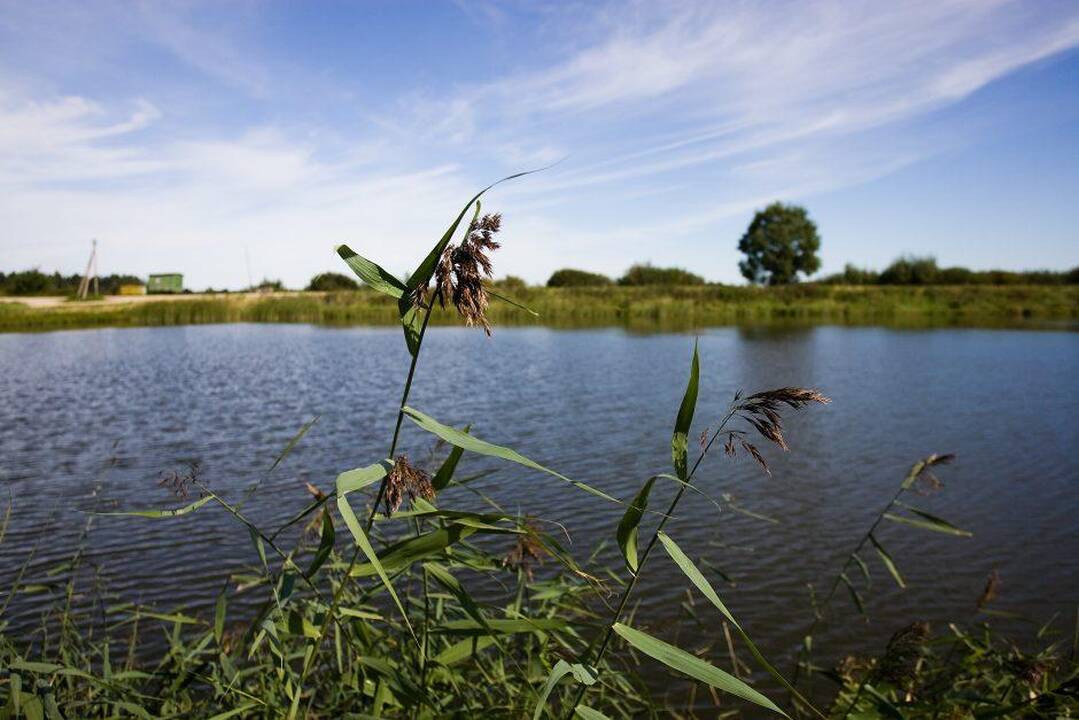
[1,0,1078,289]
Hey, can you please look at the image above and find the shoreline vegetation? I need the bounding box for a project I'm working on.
[1,284,1077,333]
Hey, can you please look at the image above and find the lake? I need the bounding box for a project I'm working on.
[1,323,1077,700]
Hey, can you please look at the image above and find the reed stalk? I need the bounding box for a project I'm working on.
[564,409,739,717]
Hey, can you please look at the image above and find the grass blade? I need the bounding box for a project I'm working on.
[336,463,389,495]
[574,707,611,720]
[335,246,406,298]
[433,636,498,666]
[533,659,597,720]
[612,623,786,716]
[402,406,619,504]
[423,562,494,637]
[349,524,479,577]
[884,509,972,537]
[431,425,470,491]
[840,573,866,615]
[672,340,700,480]
[93,495,213,518]
[869,533,905,589]
[487,288,540,316]
[617,477,656,573]
[657,531,822,717]
[432,618,567,636]
[268,415,319,474]
[305,510,335,577]
[214,583,227,646]
[335,493,415,642]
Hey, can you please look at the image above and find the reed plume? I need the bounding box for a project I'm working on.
[384,454,435,515]
[425,212,503,334]
[716,387,830,474]
[504,517,548,580]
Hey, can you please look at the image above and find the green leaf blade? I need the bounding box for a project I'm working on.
[869,533,906,589]
[335,493,415,642]
[672,341,700,480]
[883,510,972,537]
[658,531,822,716]
[612,623,786,716]
[402,407,618,504]
[335,245,406,298]
[431,425,470,491]
[617,477,656,573]
[93,495,213,518]
[533,659,597,720]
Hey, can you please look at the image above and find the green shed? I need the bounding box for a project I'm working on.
[147,273,183,294]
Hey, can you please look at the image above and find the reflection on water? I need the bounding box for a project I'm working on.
[0,323,1077,692]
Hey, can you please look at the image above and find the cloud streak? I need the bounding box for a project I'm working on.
[0,0,1077,287]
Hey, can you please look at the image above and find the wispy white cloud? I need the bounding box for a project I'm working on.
[0,0,1077,287]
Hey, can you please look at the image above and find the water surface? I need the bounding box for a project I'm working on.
[1,324,1076,700]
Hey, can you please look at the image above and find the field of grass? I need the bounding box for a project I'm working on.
[1,284,1076,332]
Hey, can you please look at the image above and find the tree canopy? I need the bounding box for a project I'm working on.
[737,202,821,285]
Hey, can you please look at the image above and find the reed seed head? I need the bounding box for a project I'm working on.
[977,569,1001,609]
[384,454,435,515]
[877,621,930,687]
[431,212,503,335]
[504,517,548,580]
[158,462,201,499]
[1008,656,1050,686]
[303,481,329,537]
[738,389,830,453]
[912,453,955,495]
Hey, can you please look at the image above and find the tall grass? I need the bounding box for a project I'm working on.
[2,282,1076,333]
[2,184,1076,718]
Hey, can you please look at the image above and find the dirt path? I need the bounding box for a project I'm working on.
[5,292,311,309]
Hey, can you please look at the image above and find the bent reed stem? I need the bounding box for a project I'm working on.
[787,481,908,713]
[291,301,436,720]
[565,408,738,718]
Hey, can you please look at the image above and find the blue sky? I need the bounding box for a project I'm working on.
[1,0,1077,288]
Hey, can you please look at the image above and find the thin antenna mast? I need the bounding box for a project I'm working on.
[78,239,98,299]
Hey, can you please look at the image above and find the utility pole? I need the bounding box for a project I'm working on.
[77,239,99,299]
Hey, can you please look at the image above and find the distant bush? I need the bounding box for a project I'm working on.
[618,263,705,286]
[546,268,613,287]
[0,269,143,296]
[818,256,1078,286]
[493,275,528,291]
[936,266,974,284]
[249,279,286,293]
[879,255,940,285]
[307,272,359,291]
[819,264,879,285]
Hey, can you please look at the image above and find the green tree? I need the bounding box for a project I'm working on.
[737,203,821,285]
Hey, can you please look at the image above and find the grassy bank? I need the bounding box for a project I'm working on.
[0,284,1074,334]
[1,284,1076,332]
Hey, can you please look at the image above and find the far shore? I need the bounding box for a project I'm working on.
[1,284,1076,333]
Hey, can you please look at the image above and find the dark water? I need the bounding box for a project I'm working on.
[1,324,1077,695]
